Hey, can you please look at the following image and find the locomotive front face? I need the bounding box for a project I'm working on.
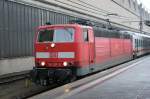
[35,25,78,68]
[32,24,95,85]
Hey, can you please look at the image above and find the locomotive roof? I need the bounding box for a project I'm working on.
[38,24,92,29]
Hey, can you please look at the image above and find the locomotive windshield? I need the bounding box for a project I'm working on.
[38,28,75,42]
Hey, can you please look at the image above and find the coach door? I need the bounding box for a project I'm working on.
[88,29,95,72]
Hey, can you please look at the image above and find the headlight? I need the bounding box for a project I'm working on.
[41,61,46,66]
[51,43,55,48]
[63,61,68,67]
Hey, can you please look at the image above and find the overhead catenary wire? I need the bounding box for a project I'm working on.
[57,0,137,21]
[55,0,106,16]
[67,0,111,15]
[77,0,113,14]
[35,0,145,32]
[77,0,136,20]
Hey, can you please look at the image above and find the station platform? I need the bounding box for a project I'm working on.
[30,55,150,99]
[0,57,34,75]
[64,56,150,99]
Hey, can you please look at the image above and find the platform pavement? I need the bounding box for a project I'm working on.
[64,56,150,99]
[0,57,34,75]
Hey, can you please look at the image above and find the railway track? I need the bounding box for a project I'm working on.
[0,80,59,99]
[18,84,58,99]
[0,71,30,85]
[0,71,61,99]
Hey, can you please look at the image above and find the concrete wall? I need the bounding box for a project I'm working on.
[25,0,150,33]
[0,0,80,59]
[0,57,34,75]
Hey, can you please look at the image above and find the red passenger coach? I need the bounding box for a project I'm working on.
[31,21,133,85]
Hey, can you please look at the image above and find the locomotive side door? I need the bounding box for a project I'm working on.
[88,28,95,72]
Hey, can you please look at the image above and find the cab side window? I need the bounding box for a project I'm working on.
[83,29,89,42]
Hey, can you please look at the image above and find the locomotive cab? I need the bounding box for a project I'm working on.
[35,25,76,68]
[32,24,95,85]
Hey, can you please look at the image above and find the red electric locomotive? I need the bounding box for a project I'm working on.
[32,20,133,85]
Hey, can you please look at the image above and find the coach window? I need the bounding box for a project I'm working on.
[137,39,138,47]
[83,28,88,42]
[127,34,130,39]
[135,39,137,48]
[138,40,140,47]
[139,40,140,47]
